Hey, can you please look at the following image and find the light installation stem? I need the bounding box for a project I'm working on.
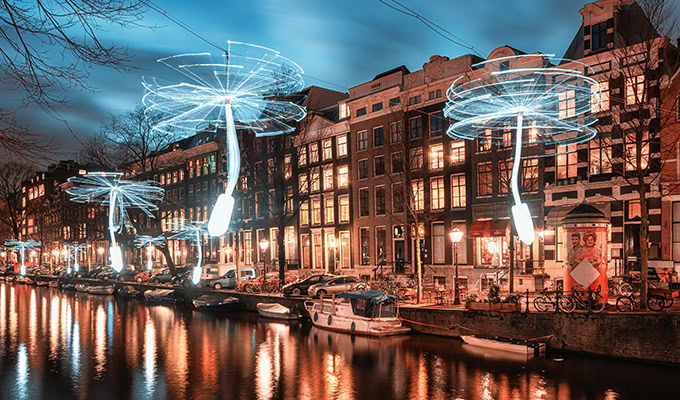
[224,101,240,199]
[20,247,25,276]
[196,230,202,270]
[109,190,118,248]
[511,112,524,206]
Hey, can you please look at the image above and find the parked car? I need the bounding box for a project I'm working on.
[95,267,116,280]
[149,267,190,284]
[205,267,257,290]
[134,270,158,282]
[282,274,336,296]
[171,270,194,286]
[307,276,369,297]
[237,272,294,292]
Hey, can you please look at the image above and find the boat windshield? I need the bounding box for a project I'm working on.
[349,298,397,318]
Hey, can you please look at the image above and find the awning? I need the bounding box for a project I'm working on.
[490,220,510,236]
[545,206,573,227]
[468,220,491,238]
[469,220,509,237]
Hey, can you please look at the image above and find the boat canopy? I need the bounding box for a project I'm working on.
[337,290,395,305]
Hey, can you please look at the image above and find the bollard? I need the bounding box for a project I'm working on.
[525,289,530,313]
[587,288,592,314]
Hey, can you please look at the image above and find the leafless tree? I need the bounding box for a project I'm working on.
[0,161,36,239]
[0,0,151,159]
[592,0,679,306]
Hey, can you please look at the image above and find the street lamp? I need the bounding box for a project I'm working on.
[450,228,464,305]
[260,239,270,292]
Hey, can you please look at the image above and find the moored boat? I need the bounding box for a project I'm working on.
[88,285,115,295]
[461,335,546,356]
[62,283,76,290]
[75,283,88,292]
[144,288,177,302]
[256,303,299,320]
[304,290,410,337]
[118,285,140,298]
[192,294,239,310]
[36,280,49,286]
[48,281,59,288]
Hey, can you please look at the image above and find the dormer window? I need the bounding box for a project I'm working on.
[591,22,607,51]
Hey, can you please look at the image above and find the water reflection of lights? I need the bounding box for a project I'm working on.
[143,316,156,397]
[71,322,81,384]
[0,284,6,353]
[29,290,37,352]
[16,343,29,400]
[94,305,106,378]
[256,340,274,400]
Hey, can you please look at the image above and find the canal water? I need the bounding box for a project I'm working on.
[1,282,678,400]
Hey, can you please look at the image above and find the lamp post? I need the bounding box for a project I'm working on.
[449,228,464,305]
[259,239,269,292]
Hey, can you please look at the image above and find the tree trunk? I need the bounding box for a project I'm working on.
[159,245,176,276]
[415,228,422,304]
[509,235,515,293]
[278,223,286,282]
[639,189,649,309]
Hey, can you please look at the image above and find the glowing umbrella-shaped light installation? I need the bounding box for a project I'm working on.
[64,243,88,274]
[143,42,307,238]
[445,54,600,245]
[168,221,208,285]
[134,235,166,270]
[66,172,164,272]
[4,240,41,276]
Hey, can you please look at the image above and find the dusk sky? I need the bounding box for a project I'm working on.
[6,0,592,158]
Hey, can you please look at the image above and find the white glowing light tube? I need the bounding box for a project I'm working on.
[66,172,164,272]
[3,240,41,276]
[134,235,166,271]
[445,54,600,245]
[142,42,307,237]
[168,221,208,285]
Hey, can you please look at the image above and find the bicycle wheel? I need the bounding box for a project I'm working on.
[648,295,665,312]
[619,283,633,297]
[616,296,634,312]
[558,296,575,313]
[590,295,606,313]
[533,296,551,312]
[663,297,673,309]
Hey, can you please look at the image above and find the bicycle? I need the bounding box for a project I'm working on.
[616,291,670,312]
[533,287,560,312]
[558,285,606,313]
[608,279,633,297]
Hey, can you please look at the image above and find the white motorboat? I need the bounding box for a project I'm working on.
[144,288,177,302]
[88,285,115,295]
[256,303,299,320]
[461,335,546,356]
[304,290,410,337]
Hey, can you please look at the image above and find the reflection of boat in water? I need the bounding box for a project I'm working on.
[193,294,239,310]
[144,289,178,303]
[256,303,299,320]
[118,285,140,298]
[461,335,546,357]
[62,283,75,290]
[88,285,115,295]
[304,290,410,337]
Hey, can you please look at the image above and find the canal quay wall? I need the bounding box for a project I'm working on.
[399,306,680,365]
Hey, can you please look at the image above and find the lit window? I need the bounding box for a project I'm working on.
[628,200,641,219]
[310,143,319,163]
[339,103,349,119]
[450,141,465,163]
[323,165,333,190]
[298,174,308,194]
[589,136,612,175]
[322,139,333,160]
[339,231,351,268]
[337,134,348,157]
[324,196,334,224]
[310,168,320,192]
[528,121,539,143]
[298,146,307,166]
[430,143,444,170]
[478,129,492,152]
[412,179,424,211]
[360,228,370,265]
[478,163,492,196]
[311,197,321,225]
[499,160,513,194]
[339,196,350,223]
[523,158,539,192]
[558,90,576,118]
[451,174,466,208]
[591,81,610,112]
[626,75,645,105]
[300,201,309,226]
[284,155,292,179]
[625,131,649,171]
[556,144,577,179]
[430,177,444,210]
[338,166,349,188]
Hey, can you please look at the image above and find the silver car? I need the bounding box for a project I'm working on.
[205,267,256,290]
[307,276,369,297]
